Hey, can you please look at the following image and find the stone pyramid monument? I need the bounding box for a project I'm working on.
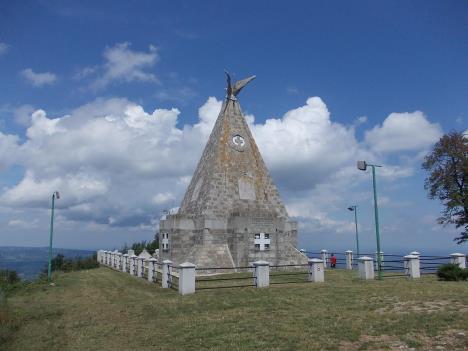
[159,73,307,268]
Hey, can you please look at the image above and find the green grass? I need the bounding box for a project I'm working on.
[2,267,468,350]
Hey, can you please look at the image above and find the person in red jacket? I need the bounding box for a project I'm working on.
[330,254,337,268]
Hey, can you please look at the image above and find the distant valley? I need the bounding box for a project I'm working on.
[0,246,95,280]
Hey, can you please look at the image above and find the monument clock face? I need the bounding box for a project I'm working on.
[230,133,246,152]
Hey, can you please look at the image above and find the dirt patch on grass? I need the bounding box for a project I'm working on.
[339,329,467,350]
[376,300,468,315]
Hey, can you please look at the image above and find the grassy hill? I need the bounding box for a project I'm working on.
[1,267,467,350]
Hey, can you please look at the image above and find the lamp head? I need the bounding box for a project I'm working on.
[357,160,367,171]
[347,206,354,211]
[54,191,60,199]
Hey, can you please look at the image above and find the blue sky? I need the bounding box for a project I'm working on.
[0,1,467,254]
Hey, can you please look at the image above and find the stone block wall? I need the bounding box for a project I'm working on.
[160,213,307,268]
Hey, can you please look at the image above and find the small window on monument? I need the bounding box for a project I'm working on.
[265,244,270,250]
[264,233,270,239]
[254,233,260,239]
[255,244,260,250]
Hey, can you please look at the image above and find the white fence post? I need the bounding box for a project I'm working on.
[137,257,144,278]
[320,249,328,268]
[253,261,270,288]
[162,260,173,288]
[404,254,420,278]
[450,253,466,269]
[129,255,137,275]
[122,254,128,273]
[116,253,122,270]
[308,258,324,282]
[358,256,374,280]
[147,258,157,282]
[115,252,119,269]
[178,262,196,295]
[345,250,353,270]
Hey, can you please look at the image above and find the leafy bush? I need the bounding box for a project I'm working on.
[51,254,65,271]
[0,270,20,286]
[436,263,468,281]
[0,269,23,299]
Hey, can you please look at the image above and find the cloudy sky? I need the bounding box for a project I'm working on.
[0,1,467,254]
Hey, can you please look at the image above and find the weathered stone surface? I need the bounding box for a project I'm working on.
[159,74,307,268]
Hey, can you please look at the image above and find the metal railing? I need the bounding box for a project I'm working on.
[269,263,309,285]
[419,255,451,275]
[167,265,179,290]
[195,265,255,290]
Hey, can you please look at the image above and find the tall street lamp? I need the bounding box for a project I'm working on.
[347,205,360,257]
[47,191,60,282]
[357,161,383,280]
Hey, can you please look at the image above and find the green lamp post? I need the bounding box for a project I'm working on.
[347,205,360,258]
[47,191,60,282]
[357,161,383,280]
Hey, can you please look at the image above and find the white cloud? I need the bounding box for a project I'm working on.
[1,171,109,208]
[355,116,367,125]
[251,97,364,190]
[195,97,222,135]
[73,66,98,80]
[152,192,176,205]
[0,97,210,227]
[0,42,9,56]
[13,104,36,126]
[90,42,158,90]
[0,131,20,170]
[365,111,442,153]
[8,218,39,229]
[21,68,57,87]
[0,95,432,240]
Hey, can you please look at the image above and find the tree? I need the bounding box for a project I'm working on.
[131,241,147,255]
[422,131,468,244]
[145,238,159,253]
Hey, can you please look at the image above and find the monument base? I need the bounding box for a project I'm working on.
[159,213,308,269]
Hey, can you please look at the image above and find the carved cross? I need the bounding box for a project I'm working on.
[254,233,270,251]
